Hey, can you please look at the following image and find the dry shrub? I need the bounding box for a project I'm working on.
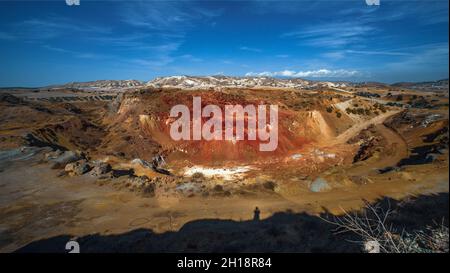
[322,201,449,253]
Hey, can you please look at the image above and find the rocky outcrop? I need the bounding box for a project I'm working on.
[89,161,112,178]
[352,136,382,163]
[46,150,84,169]
[64,160,91,176]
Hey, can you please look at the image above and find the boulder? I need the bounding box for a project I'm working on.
[64,160,91,176]
[310,177,331,192]
[50,151,83,169]
[89,162,112,177]
[44,149,63,161]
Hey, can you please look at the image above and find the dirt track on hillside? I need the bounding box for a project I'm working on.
[331,110,400,145]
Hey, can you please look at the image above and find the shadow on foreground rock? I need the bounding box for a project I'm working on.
[15,193,448,253]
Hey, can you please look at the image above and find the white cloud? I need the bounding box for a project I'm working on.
[386,43,449,69]
[323,49,411,60]
[282,22,375,48]
[345,49,411,56]
[179,54,203,62]
[0,31,16,41]
[120,1,221,34]
[12,18,111,40]
[245,69,360,78]
[131,56,175,67]
[322,52,345,60]
[239,46,263,53]
[221,60,233,64]
[41,45,112,60]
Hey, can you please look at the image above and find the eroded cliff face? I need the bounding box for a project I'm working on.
[1,86,377,173]
[5,85,446,186]
[98,87,357,167]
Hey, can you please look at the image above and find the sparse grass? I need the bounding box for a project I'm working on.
[191,172,206,182]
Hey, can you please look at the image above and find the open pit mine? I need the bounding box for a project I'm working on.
[0,76,448,252]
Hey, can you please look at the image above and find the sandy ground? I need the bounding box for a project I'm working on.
[0,147,447,252]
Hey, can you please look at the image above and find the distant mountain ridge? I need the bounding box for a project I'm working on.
[392,79,448,90]
[146,75,354,89]
[40,76,449,91]
[147,75,311,89]
[49,80,144,90]
[43,76,348,90]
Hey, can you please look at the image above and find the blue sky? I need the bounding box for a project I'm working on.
[0,0,448,86]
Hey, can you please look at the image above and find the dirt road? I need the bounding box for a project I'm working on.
[331,110,401,145]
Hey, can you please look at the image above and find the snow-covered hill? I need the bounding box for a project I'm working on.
[146,75,315,89]
[50,76,352,91]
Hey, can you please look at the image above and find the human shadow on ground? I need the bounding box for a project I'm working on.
[15,193,448,253]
